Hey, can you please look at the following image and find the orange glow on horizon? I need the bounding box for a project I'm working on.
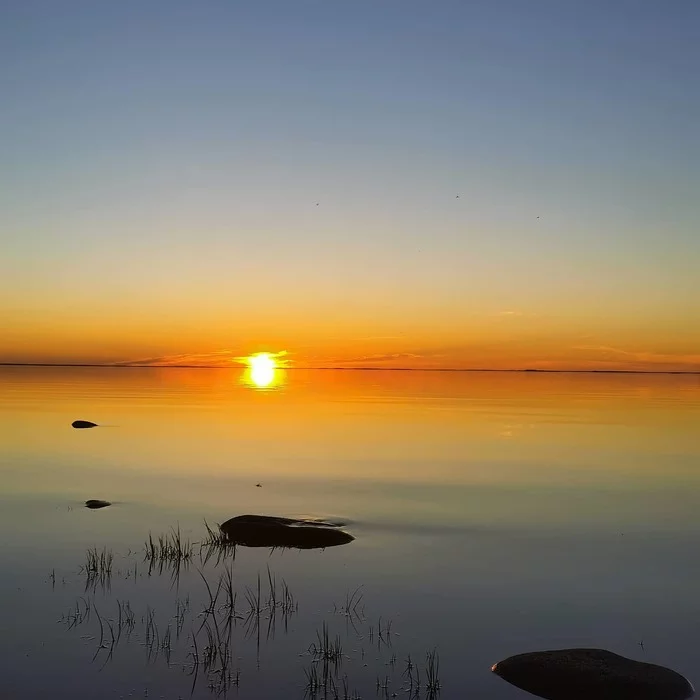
[1,313,699,373]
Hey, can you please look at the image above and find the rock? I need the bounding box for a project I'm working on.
[72,420,98,429]
[85,499,111,509]
[492,648,694,700]
[219,514,354,550]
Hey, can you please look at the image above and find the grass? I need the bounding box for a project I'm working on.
[189,616,240,696]
[144,606,159,661]
[59,596,91,629]
[403,654,414,680]
[202,519,228,546]
[144,525,193,563]
[425,648,441,695]
[402,649,440,696]
[80,546,113,591]
[310,621,343,663]
[333,586,365,637]
[304,664,359,700]
[188,564,300,690]
[199,520,237,566]
[304,664,321,696]
[174,596,190,638]
[377,617,393,645]
[60,547,443,699]
[116,599,135,640]
[144,526,195,584]
[82,546,113,576]
[343,587,365,618]
[244,572,262,617]
[368,616,393,649]
[221,566,238,618]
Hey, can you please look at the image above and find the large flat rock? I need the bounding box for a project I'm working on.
[219,514,354,550]
[492,648,694,700]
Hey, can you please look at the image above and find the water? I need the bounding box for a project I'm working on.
[1,366,699,699]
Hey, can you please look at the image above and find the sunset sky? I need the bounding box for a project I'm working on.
[1,1,698,372]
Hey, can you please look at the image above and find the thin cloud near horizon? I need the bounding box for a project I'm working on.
[102,343,700,372]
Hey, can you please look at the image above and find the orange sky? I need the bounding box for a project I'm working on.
[2,3,698,373]
[2,302,699,371]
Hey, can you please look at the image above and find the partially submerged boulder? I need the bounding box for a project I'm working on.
[85,499,111,509]
[72,420,98,429]
[219,514,354,550]
[492,648,694,700]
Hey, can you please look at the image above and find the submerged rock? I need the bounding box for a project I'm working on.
[85,499,111,509]
[72,420,98,429]
[492,648,694,700]
[219,514,354,550]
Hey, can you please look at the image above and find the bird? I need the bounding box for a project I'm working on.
[255,483,262,488]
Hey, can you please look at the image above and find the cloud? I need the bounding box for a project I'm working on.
[116,349,293,368]
[571,345,700,370]
[114,349,248,367]
[357,335,404,341]
[321,351,451,367]
[495,311,539,318]
[232,350,290,367]
[340,352,425,364]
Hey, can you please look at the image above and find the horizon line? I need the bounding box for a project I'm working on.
[0,362,698,375]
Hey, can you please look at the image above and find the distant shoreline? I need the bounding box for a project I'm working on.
[0,363,697,375]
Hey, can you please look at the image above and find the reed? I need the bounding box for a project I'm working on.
[81,546,114,586]
[310,621,343,663]
[425,648,441,695]
[144,525,193,563]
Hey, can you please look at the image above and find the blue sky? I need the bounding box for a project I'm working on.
[1,0,698,368]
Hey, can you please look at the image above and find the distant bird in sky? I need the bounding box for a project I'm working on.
[456,195,460,198]
[256,483,262,487]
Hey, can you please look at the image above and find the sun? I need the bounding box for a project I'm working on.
[249,352,276,374]
[247,352,277,388]
[237,350,287,389]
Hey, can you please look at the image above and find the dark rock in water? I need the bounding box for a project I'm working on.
[219,514,354,550]
[85,499,111,509]
[72,420,98,429]
[492,648,694,700]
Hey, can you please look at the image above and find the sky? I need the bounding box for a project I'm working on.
[1,0,698,371]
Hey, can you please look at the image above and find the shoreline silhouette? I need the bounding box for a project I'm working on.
[0,363,697,375]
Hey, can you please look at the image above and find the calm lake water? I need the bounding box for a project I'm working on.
[1,367,699,699]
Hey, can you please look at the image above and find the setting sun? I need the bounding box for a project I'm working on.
[246,352,277,389]
[249,352,275,373]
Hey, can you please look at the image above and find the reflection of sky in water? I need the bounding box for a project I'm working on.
[0,368,699,698]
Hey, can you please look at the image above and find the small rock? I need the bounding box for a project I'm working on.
[72,420,98,429]
[85,500,111,509]
[492,648,694,700]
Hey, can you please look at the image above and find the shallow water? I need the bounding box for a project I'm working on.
[0,367,699,699]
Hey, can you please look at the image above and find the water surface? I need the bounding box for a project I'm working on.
[1,367,698,699]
